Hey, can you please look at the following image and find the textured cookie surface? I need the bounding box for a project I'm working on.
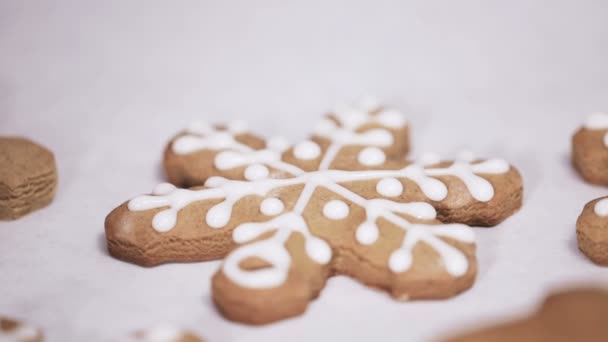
[0,316,43,342]
[443,288,608,342]
[0,137,57,220]
[572,113,608,265]
[114,327,204,342]
[577,197,608,265]
[106,98,523,324]
[572,113,608,185]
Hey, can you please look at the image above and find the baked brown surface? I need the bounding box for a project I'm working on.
[572,115,608,265]
[0,137,57,220]
[576,197,608,265]
[106,101,523,324]
[0,316,43,342]
[442,288,608,342]
[572,127,608,185]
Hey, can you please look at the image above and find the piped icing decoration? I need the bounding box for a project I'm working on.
[584,112,608,147]
[128,99,513,288]
[293,140,321,160]
[260,198,285,216]
[376,178,403,197]
[358,147,386,166]
[594,197,608,216]
[323,200,350,220]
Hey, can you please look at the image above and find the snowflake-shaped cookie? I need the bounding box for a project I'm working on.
[105,98,523,324]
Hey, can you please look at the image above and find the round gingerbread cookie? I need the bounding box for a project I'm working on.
[0,137,57,220]
[572,113,608,265]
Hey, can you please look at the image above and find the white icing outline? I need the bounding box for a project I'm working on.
[129,103,511,288]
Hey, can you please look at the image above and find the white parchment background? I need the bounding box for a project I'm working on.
[1,1,607,341]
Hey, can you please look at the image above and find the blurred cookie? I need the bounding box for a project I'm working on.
[442,288,608,342]
[0,137,57,220]
[0,316,43,342]
[115,326,204,342]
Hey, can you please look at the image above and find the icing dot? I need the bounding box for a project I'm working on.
[389,249,413,273]
[152,182,176,196]
[356,221,379,245]
[294,140,321,160]
[358,147,386,166]
[267,137,290,152]
[323,200,349,220]
[152,210,177,232]
[260,198,285,216]
[376,178,403,197]
[594,198,608,216]
[376,109,407,128]
[244,164,269,181]
[206,202,232,228]
[305,237,332,264]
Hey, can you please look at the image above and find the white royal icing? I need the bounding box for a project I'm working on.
[293,140,322,160]
[323,200,350,220]
[260,198,285,216]
[584,112,608,147]
[244,164,269,181]
[358,147,386,166]
[376,178,403,197]
[129,100,512,287]
[594,198,608,216]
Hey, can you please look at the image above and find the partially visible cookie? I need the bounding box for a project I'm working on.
[442,288,608,342]
[0,137,57,220]
[572,112,608,185]
[577,197,608,265]
[115,327,204,342]
[0,316,43,342]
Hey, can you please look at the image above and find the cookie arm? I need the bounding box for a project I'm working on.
[332,159,523,227]
[212,231,331,324]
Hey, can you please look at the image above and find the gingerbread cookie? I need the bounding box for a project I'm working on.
[115,327,204,342]
[573,113,608,265]
[576,197,608,265]
[572,113,608,185]
[0,137,57,220]
[442,288,608,342]
[0,316,43,342]
[106,98,523,324]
